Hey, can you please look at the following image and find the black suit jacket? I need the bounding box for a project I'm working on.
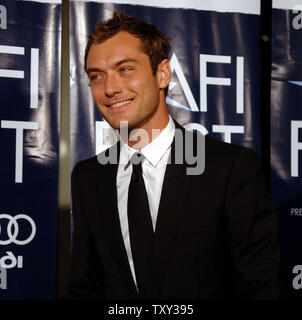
[68,124,281,300]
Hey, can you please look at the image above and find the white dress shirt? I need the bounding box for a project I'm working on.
[116,115,175,287]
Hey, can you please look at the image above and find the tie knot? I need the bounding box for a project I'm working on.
[130,153,143,181]
[130,152,144,165]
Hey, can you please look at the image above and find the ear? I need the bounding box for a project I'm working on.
[156,59,172,90]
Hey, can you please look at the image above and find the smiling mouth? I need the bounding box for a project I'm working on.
[106,98,134,108]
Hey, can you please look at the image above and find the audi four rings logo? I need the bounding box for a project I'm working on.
[0,214,36,245]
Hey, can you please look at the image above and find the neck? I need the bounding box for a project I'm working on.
[126,113,169,150]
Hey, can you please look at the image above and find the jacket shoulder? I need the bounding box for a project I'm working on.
[72,155,99,177]
[203,135,263,180]
[175,119,257,161]
[71,142,119,181]
[205,135,257,159]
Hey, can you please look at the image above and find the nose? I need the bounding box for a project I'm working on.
[104,73,122,97]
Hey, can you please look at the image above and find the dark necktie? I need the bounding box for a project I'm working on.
[127,153,154,298]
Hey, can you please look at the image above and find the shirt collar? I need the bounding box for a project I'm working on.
[119,115,175,168]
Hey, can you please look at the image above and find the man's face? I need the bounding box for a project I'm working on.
[86,31,166,131]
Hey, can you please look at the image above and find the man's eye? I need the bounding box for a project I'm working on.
[89,74,102,82]
[120,67,132,73]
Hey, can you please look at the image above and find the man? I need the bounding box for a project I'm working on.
[68,10,281,299]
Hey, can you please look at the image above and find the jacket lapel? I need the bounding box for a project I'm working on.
[96,144,138,298]
[150,126,190,297]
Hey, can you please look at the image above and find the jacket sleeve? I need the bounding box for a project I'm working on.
[224,148,281,299]
[67,162,105,299]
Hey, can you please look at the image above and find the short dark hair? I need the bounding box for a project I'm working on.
[84,10,171,76]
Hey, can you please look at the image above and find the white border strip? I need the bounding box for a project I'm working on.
[273,0,302,10]
[18,0,61,3]
[70,0,260,14]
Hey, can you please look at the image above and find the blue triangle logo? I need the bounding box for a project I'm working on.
[288,81,302,87]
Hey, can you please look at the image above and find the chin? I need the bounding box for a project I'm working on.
[105,118,129,130]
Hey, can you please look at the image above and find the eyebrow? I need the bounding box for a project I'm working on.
[86,58,138,74]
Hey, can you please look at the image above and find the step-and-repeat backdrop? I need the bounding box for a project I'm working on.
[0,0,61,299]
[271,0,302,299]
[0,0,301,300]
